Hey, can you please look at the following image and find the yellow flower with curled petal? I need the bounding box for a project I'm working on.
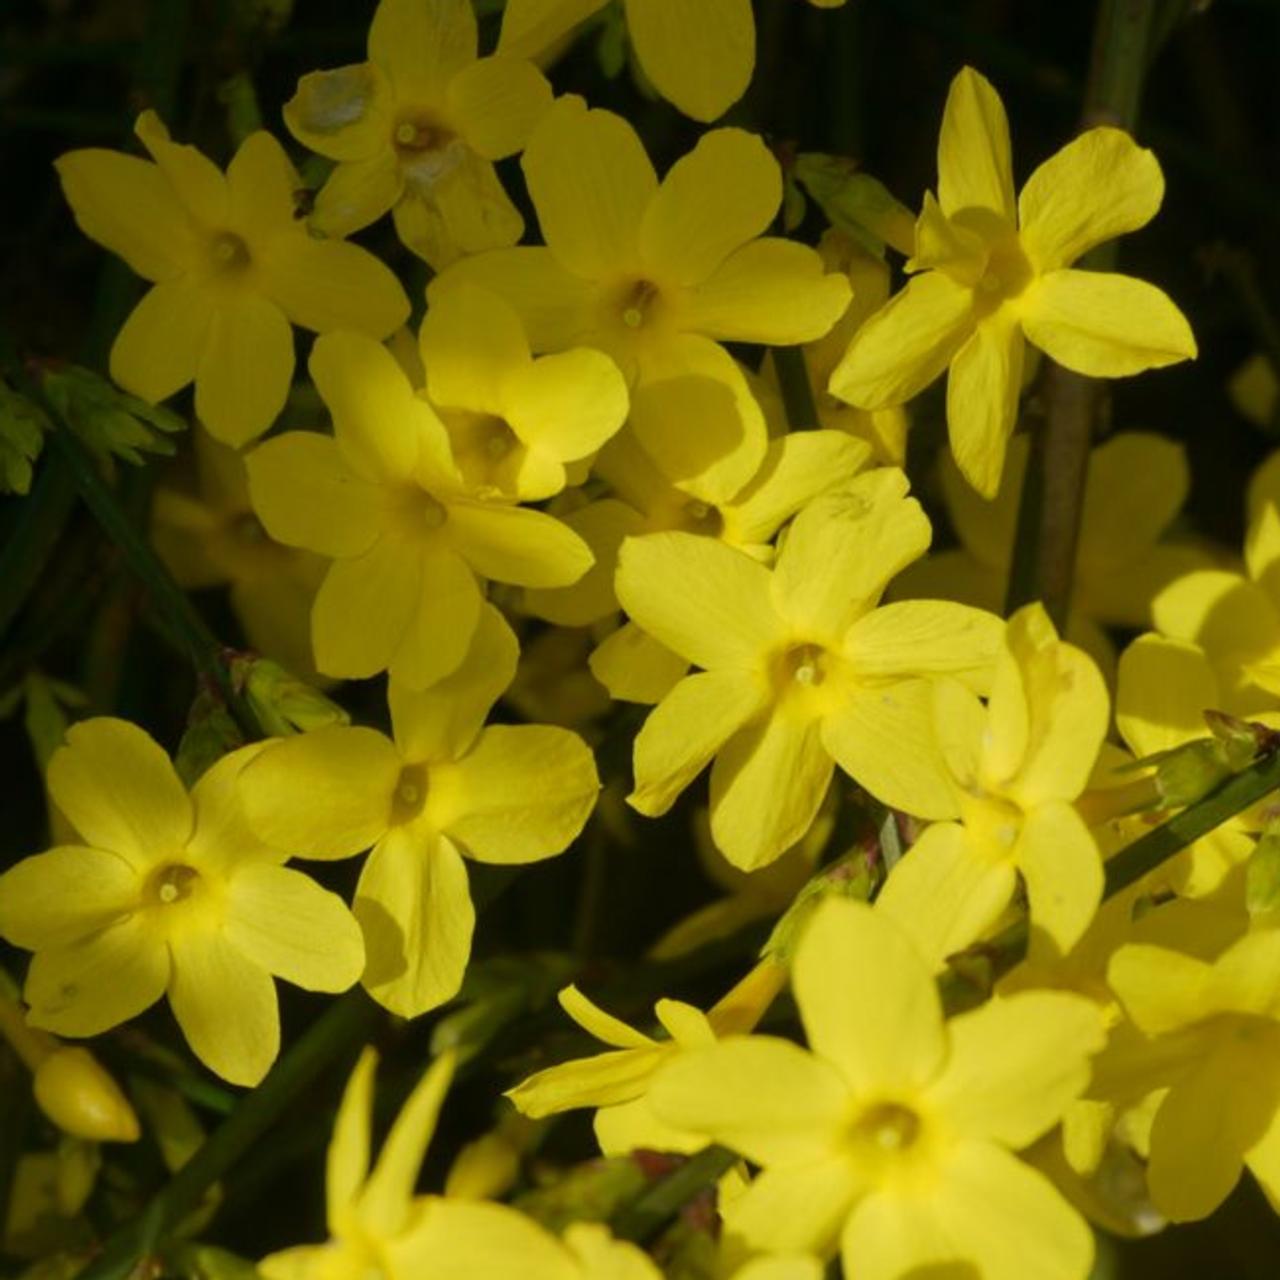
[1154,447,1280,716]
[528,425,871,704]
[419,282,629,501]
[56,112,408,447]
[507,960,785,1155]
[651,898,1105,1277]
[284,0,552,269]
[260,1046,457,1280]
[240,606,599,1017]
[894,432,1215,681]
[1106,919,1280,1222]
[830,66,1196,497]
[245,331,593,689]
[152,429,328,683]
[0,719,364,1086]
[438,96,851,500]
[876,603,1109,969]
[615,471,1002,870]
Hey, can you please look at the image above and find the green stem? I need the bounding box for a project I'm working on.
[773,345,821,431]
[610,1144,738,1243]
[0,459,76,644]
[76,989,380,1280]
[1005,0,1157,625]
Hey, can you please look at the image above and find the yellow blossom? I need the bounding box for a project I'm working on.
[56,112,408,446]
[239,606,599,1017]
[245,331,593,689]
[830,67,1196,497]
[419,282,629,501]
[507,960,785,1155]
[438,95,851,499]
[0,719,364,1085]
[615,472,1002,870]
[651,898,1105,1277]
[284,0,553,268]
[876,604,1109,968]
[894,432,1215,679]
[152,428,328,682]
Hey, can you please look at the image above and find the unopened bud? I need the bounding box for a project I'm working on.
[1153,739,1235,809]
[793,154,917,257]
[762,849,876,965]
[239,657,349,737]
[1246,826,1280,917]
[34,1047,140,1143]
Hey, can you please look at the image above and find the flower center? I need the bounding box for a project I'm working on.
[418,493,447,531]
[147,862,200,907]
[852,1101,921,1153]
[620,279,661,329]
[481,418,519,460]
[393,114,450,154]
[679,498,723,537]
[209,231,250,275]
[784,643,828,688]
[231,513,268,545]
[391,764,428,824]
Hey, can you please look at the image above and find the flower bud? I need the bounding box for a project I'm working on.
[33,1048,140,1143]
[1246,826,1280,917]
[239,656,349,736]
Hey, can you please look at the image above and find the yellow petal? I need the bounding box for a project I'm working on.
[54,147,197,280]
[640,128,779,285]
[623,0,754,123]
[109,280,212,404]
[396,1198,575,1280]
[560,984,656,1048]
[135,110,228,222]
[225,129,302,245]
[1018,126,1164,271]
[927,992,1105,1146]
[1018,800,1103,960]
[239,725,400,858]
[447,502,593,587]
[821,679,959,820]
[722,1157,863,1257]
[47,718,192,867]
[184,741,280,874]
[844,599,1003,687]
[521,96,656,278]
[0,846,137,951]
[368,0,476,101]
[431,725,599,862]
[25,917,169,1038]
[356,829,475,1017]
[499,0,608,59]
[937,67,1015,221]
[311,150,403,238]
[421,281,531,415]
[874,822,1015,971]
[650,1036,850,1166]
[510,1046,664,1118]
[945,311,1025,499]
[283,62,394,163]
[389,603,518,761]
[392,548,486,691]
[1107,941,1215,1035]
[1116,633,1218,758]
[828,269,974,410]
[709,712,833,872]
[589,621,691,704]
[168,929,279,1086]
[615,532,783,671]
[1021,268,1197,377]
[327,1047,376,1232]
[630,671,768,817]
[311,540,423,681]
[448,54,553,159]
[679,238,852,345]
[246,432,386,559]
[360,1050,457,1235]
[524,500,643,626]
[195,294,294,447]
[793,898,945,1092]
[223,863,364,992]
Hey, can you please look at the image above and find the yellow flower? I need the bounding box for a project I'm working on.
[507,960,785,1155]
[616,472,1002,870]
[284,0,553,268]
[419,282,629,501]
[260,1047,458,1280]
[438,95,851,499]
[528,425,871,703]
[1154,447,1280,715]
[239,606,599,1017]
[245,331,593,689]
[876,604,1109,969]
[830,67,1196,497]
[501,0,754,124]
[894,432,1215,680]
[56,112,408,447]
[0,719,364,1086]
[651,898,1105,1276]
[1106,920,1280,1221]
[152,428,328,682]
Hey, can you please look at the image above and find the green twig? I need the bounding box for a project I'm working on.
[773,345,821,431]
[1005,0,1157,625]
[75,989,381,1280]
[610,1144,738,1243]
